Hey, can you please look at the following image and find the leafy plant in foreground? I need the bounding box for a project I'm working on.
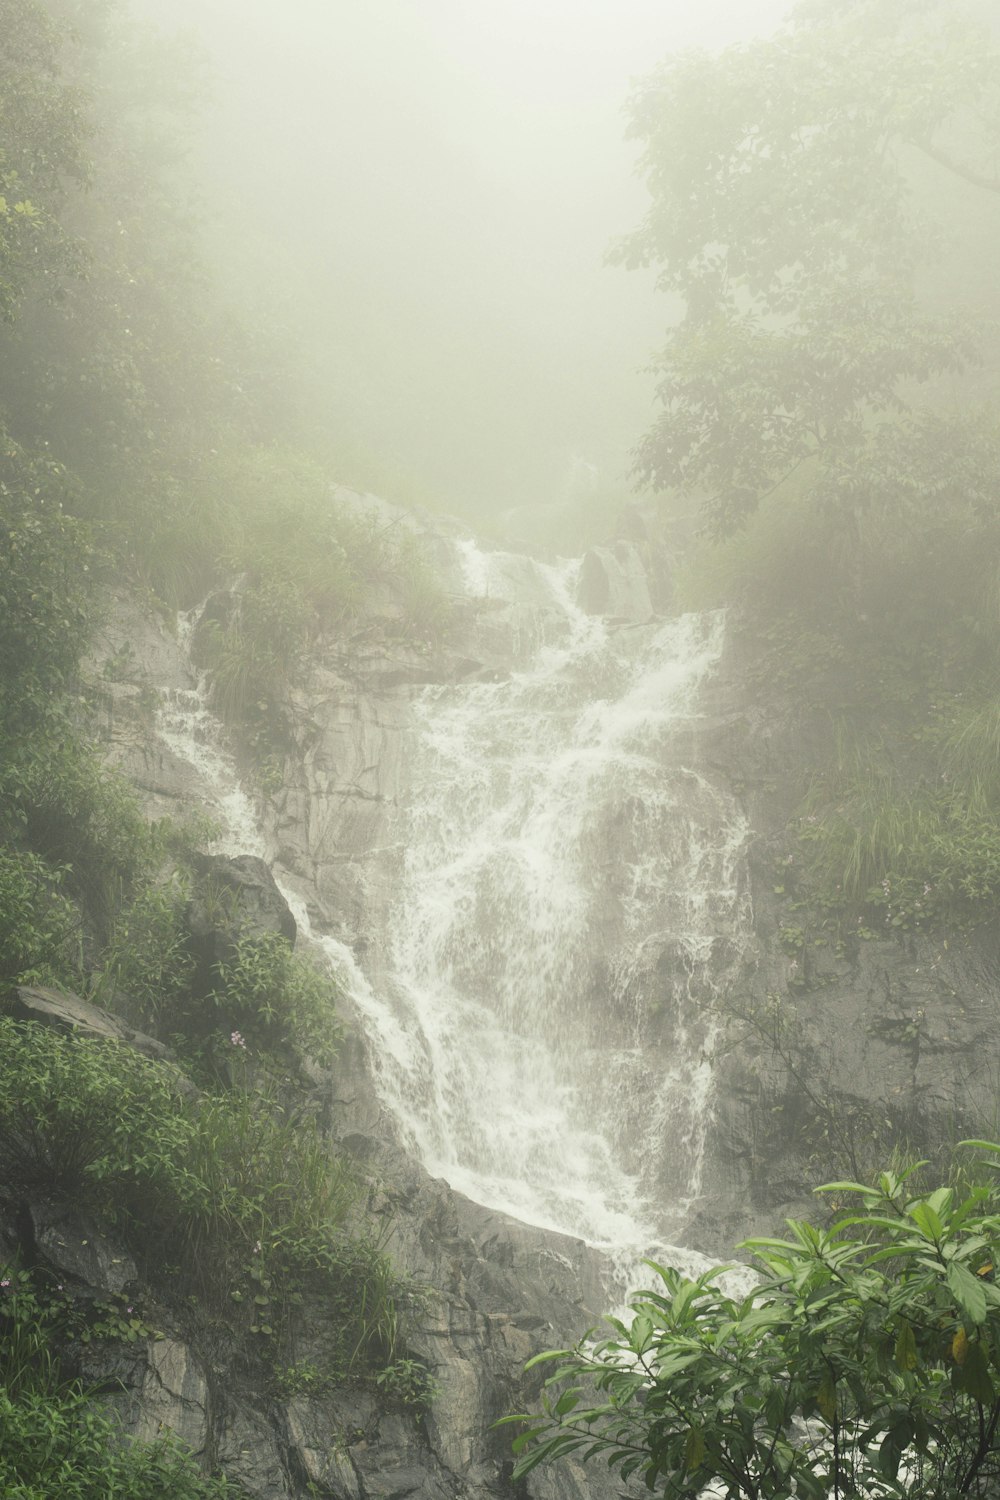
[0,1389,237,1499]
[504,1148,1000,1498]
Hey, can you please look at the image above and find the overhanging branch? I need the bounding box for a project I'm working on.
[912,138,1000,195]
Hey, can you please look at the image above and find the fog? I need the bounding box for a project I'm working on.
[134,0,790,529]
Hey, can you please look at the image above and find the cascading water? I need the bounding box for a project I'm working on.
[155,540,751,1295]
[344,543,750,1287]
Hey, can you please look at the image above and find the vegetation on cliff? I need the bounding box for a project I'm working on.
[624,0,1000,937]
[0,2,438,1487]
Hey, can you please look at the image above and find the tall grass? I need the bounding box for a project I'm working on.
[799,722,1000,926]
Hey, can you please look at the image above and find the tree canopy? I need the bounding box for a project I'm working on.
[618,0,1000,538]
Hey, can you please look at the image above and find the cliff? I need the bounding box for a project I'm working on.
[7,493,1000,1498]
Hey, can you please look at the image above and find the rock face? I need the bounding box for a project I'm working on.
[680,633,1000,1252]
[31,509,672,1500]
[576,542,653,621]
[2,1090,615,1500]
[11,985,173,1063]
[61,497,1000,1497]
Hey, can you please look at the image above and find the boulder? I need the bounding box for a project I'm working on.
[10,986,172,1063]
[576,542,654,621]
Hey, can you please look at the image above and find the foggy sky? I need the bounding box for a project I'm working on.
[137,0,791,523]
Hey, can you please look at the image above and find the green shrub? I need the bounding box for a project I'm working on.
[796,724,1000,932]
[0,436,99,726]
[0,1017,190,1199]
[504,1150,1000,1500]
[210,930,342,1066]
[199,574,307,725]
[91,876,194,1019]
[0,1021,399,1376]
[0,1389,236,1499]
[0,735,155,931]
[0,849,78,987]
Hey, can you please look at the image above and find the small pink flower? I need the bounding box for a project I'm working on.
[230,1030,247,1049]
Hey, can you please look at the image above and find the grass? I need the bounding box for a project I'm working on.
[0,1019,402,1379]
[796,722,1000,932]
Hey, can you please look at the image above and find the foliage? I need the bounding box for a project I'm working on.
[0,433,99,725]
[209,930,342,1066]
[90,875,194,1017]
[0,0,90,323]
[374,1357,439,1411]
[504,1147,1000,1498]
[0,1263,156,1393]
[772,708,1000,933]
[0,848,77,986]
[0,1019,398,1377]
[619,0,999,536]
[0,1389,236,1499]
[0,1260,195,1497]
[0,732,156,932]
[649,1,1000,930]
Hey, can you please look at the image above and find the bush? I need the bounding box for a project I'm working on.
[91,876,194,1019]
[0,436,99,726]
[209,930,342,1066]
[795,726,1000,933]
[0,734,155,932]
[0,1389,236,1499]
[505,1149,1000,1500]
[0,849,78,987]
[0,1020,399,1376]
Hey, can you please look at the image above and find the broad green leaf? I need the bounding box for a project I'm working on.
[684,1426,706,1472]
[907,1201,944,1241]
[957,1340,995,1404]
[816,1371,837,1423]
[894,1319,918,1372]
[948,1261,988,1326]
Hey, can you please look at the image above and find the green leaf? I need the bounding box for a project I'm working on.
[894,1319,918,1372]
[907,1201,943,1241]
[948,1261,988,1326]
[816,1370,837,1423]
[684,1426,706,1473]
[957,1340,995,1404]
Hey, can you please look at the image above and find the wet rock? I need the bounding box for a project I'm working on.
[215,1400,291,1498]
[28,1202,137,1295]
[187,853,296,988]
[284,1399,365,1500]
[11,986,172,1064]
[576,542,653,621]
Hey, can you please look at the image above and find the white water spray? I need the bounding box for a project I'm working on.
[156,546,751,1296]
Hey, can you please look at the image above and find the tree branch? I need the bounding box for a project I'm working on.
[912,138,1000,195]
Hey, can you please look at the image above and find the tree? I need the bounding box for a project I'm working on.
[503,1148,1000,1499]
[0,0,91,322]
[616,0,1000,539]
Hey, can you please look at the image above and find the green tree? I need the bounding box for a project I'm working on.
[0,0,91,322]
[504,1150,1000,1498]
[618,0,1000,539]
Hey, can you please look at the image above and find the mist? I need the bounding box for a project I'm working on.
[131,0,790,531]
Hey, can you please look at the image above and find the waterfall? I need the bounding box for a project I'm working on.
[343,544,750,1286]
[155,543,751,1294]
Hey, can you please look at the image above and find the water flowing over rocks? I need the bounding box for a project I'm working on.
[38,491,1000,1496]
